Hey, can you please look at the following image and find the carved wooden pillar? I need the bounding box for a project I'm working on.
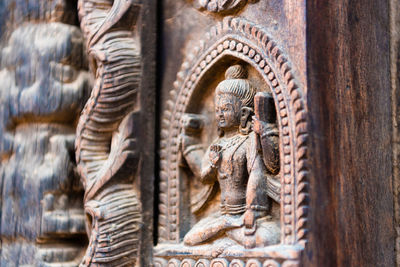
[0,0,156,266]
[0,1,89,266]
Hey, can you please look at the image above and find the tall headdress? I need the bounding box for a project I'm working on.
[216,64,256,108]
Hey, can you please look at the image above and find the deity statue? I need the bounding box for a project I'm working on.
[180,64,281,249]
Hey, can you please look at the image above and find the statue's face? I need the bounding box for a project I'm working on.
[215,93,241,130]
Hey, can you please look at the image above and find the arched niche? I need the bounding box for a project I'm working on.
[157,17,308,262]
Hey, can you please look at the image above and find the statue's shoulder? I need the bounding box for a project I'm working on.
[248,131,257,138]
[244,131,259,163]
[239,131,254,155]
[245,131,257,145]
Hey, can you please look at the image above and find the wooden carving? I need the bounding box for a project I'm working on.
[192,0,256,14]
[180,65,281,249]
[75,0,142,266]
[0,0,396,266]
[155,17,308,266]
[0,1,89,265]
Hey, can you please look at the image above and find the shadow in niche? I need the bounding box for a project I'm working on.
[153,0,165,246]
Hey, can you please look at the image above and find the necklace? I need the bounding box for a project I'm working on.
[216,134,249,176]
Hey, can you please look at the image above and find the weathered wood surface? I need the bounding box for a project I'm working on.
[392,0,400,265]
[0,0,157,265]
[75,0,156,266]
[305,1,395,266]
[0,0,398,266]
[154,1,308,266]
[0,1,89,266]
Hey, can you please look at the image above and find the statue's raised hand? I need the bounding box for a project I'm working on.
[209,144,222,168]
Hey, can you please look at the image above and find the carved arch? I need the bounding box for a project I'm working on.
[159,17,309,247]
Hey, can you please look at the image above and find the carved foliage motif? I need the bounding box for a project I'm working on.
[192,0,256,14]
[158,16,308,255]
[75,0,142,265]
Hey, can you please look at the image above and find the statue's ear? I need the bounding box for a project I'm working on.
[240,107,253,134]
[240,107,253,126]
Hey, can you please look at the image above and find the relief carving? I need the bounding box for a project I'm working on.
[75,0,142,266]
[155,17,308,266]
[192,0,257,15]
[0,3,89,265]
[0,1,309,266]
[180,65,280,249]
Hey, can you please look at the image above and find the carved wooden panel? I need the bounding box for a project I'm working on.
[75,1,142,265]
[154,1,307,266]
[0,0,397,266]
[0,1,89,266]
[0,0,156,266]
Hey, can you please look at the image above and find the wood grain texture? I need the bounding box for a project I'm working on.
[391,0,400,265]
[305,1,395,266]
[137,0,157,266]
[0,1,89,266]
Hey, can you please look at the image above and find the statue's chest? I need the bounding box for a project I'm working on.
[217,135,249,180]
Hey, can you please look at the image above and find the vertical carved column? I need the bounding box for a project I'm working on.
[75,0,144,266]
[0,1,89,266]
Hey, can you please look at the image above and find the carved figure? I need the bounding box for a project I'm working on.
[180,65,280,249]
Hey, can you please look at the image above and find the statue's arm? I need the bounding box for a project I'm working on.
[181,138,217,184]
[244,152,269,228]
[182,144,204,178]
[246,154,269,212]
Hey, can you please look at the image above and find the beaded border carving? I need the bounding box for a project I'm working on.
[154,257,299,267]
